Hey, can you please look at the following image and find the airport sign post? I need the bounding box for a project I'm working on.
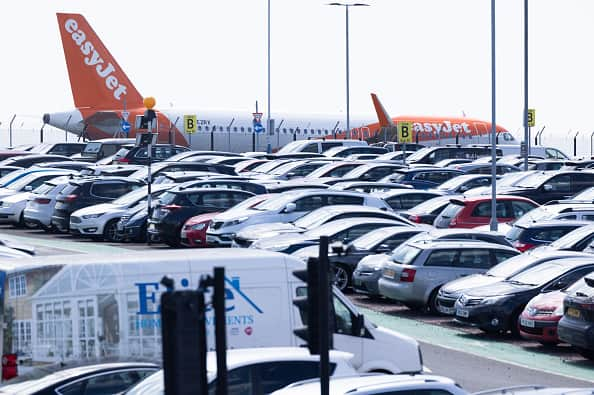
[121,120,131,135]
[143,97,157,245]
[184,115,197,146]
[397,121,412,165]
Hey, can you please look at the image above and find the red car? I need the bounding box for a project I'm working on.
[433,195,538,229]
[519,290,564,344]
[180,212,218,248]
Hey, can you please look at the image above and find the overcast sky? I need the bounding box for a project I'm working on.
[1,0,593,150]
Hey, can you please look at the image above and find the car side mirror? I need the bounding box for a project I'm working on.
[374,244,391,253]
[284,202,297,213]
[543,183,553,192]
[352,313,365,337]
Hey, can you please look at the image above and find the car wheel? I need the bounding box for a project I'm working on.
[509,309,523,338]
[576,347,594,360]
[333,264,351,292]
[427,287,441,314]
[103,219,122,242]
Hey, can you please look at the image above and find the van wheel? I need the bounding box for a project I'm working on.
[103,219,121,242]
[333,264,351,292]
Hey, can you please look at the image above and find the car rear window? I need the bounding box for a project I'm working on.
[505,226,525,242]
[60,184,80,196]
[391,244,421,265]
[440,202,464,219]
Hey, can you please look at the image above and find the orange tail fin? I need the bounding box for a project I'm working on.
[371,93,394,127]
[57,13,143,110]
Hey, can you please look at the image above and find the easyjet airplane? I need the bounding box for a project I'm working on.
[43,13,516,152]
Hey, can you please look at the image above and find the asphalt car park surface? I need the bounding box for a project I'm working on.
[1,224,593,391]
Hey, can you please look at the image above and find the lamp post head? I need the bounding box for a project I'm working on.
[143,97,156,110]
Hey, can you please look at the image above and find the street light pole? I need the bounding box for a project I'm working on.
[490,0,498,232]
[328,2,369,140]
[523,0,529,171]
[266,0,272,154]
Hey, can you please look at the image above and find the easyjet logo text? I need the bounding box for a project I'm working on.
[65,18,127,101]
[413,121,471,135]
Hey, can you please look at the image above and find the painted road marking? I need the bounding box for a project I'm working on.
[361,307,594,384]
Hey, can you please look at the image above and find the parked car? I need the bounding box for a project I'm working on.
[51,177,145,232]
[0,170,76,201]
[454,257,594,336]
[250,160,328,181]
[180,194,273,248]
[149,188,255,247]
[464,170,537,196]
[28,142,86,156]
[377,239,520,311]
[295,226,427,292]
[207,190,391,247]
[0,154,72,168]
[373,189,443,212]
[234,158,269,173]
[176,179,268,195]
[435,249,591,316]
[518,289,567,345]
[79,138,136,162]
[114,144,190,165]
[513,201,594,225]
[115,203,152,242]
[495,170,594,204]
[399,195,462,225]
[557,272,594,359]
[23,175,75,230]
[381,167,464,190]
[536,224,594,253]
[434,195,539,229]
[407,145,502,165]
[277,139,367,154]
[0,363,158,395]
[125,347,357,395]
[429,174,494,195]
[232,205,413,248]
[407,228,514,247]
[250,217,404,254]
[69,184,173,241]
[270,373,468,395]
[505,220,591,252]
[79,164,146,177]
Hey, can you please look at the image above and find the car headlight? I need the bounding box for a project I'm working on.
[190,223,207,231]
[479,295,508,305]
[0,202,11,208]
[225,216,249,227]
[82,213,103,219]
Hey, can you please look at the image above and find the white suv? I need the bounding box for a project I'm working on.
[206,190,392,247]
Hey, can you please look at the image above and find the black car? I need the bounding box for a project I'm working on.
[148,188,255,246]
[116,203,150,242]
[0,363,158,395]
[251,217,403,254]
[505,220,591,252]
[558,272,594,359]
[373,189,443,211]
[436,250,591,316]
[399,195,461,225]
[496,170,594,204]
[129,162,237,181]
[454,257,594,336]
[114,144,190,165]
[0,154,73,168]
[51,176,145,232]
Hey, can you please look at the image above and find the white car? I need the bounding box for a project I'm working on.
[0,246,32,259]
[206,190,392,247]
[0,191,33,226]
[69,184,173,241]
[0,169,75,201]
[271,373,468,395]
[23,175,74,230]
[125,347,357,395]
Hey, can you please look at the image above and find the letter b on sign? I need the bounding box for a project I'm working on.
[184,115,197,134]
[398,122,412,143]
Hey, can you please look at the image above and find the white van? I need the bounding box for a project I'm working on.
[0,249,422,374]
[277,139,368,154]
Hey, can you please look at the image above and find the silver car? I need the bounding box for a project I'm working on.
[378,239,519,311]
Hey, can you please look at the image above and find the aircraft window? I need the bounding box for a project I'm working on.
[304,129,308,133]
[205,126,210,131]
[283,128,287,133]
[248,127,252,132]
[233,127,238,132]
[227,127,230,132]
[290,128,295,134]
[219,126,223,131]
[319,130,323,135]
[240,127,245,132]
[324,129,328,133]
[197,126,202,131]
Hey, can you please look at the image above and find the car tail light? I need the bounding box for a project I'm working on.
[117,157,130,163]
[34,198,51,204]
[163,204,182,211]
[513,241,535,252]
[408,215,422,223]
[400,268,416,282]
[63,194,78,202]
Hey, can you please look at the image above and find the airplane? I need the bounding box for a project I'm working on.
[43,13,516,153]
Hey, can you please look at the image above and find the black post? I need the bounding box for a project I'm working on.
[252,131,256,151]
[210,128,214,151]
[40,123,45,143]
[318,236,331,395]
[146,136,153,246]
[574,131,579,157]
[214,268,228,395]
[455,132,460,145]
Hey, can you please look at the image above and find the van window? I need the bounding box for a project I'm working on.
[425,250,458,267]
[302,143,319,153]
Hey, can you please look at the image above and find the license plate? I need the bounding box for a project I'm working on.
[520,318,535,328]
[567,307,581,319]
[438,306,455,315]
[383,269,396,279]
[456,308,469,318]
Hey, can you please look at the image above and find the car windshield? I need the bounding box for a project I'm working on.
[305,221,355,238]
[32,182,55,195]
[112,186,150,206]
[514,172,552,188]
[518,206,556,223]
[506,261,573,286]
[294,209,338,229]
[497,171,535,187]
[406,147,433,161]
[7,173,46,191]
[250,160,289,174]
[390,244,422,265]
[343,165,379,178]
[407,196,451,214]
[269,162,301,175]
[436,175,477,190]
[487,253,542,278]
[549,225,594,249]
[231,194,271,210]
[277,140,307,154]
[352,227,400,250]
[252,193,296,211]
[0,169,25,187]
[129,163,168,179]
[83,142,102,154]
